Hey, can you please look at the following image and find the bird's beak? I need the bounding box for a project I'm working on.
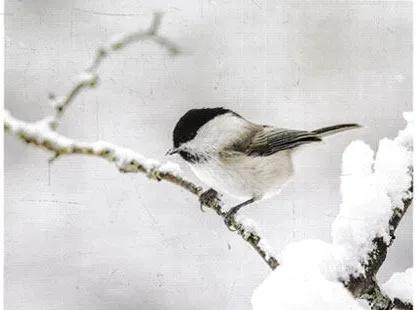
[166,147,179,156]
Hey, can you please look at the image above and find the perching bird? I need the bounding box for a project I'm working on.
[167,107,360,224]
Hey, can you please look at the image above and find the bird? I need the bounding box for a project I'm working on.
[167,107,360,226]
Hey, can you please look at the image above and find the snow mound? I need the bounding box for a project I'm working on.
[382,268,413,304]
[252,240,369,310]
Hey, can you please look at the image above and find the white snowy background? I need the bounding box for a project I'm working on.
[4,1,412,309]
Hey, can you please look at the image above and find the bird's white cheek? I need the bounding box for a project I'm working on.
[192,114,250,151]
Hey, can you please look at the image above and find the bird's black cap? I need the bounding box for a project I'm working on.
[173,107,233,147]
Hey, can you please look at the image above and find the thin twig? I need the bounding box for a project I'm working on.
[47,12,180,128]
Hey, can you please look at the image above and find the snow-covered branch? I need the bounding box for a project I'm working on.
[337,113,413,309]
[4,110,278,269]
[253,114,413,310]
[3,13,278,271]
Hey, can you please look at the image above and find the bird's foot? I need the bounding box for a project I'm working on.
[224,207,239,231]
[223,198,256,231]
[199,188,220,212]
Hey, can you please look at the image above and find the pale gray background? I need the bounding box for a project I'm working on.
[5,1,412,309]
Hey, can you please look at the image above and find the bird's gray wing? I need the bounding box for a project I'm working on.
[245,126,322,156]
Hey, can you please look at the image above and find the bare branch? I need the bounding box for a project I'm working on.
[48,12,180,128]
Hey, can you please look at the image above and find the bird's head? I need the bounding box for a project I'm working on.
[167,107,243,163]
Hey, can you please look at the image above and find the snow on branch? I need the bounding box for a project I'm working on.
[3,13,278,271]
[338,113,413,308]
[334,115,413,274]
[252,113,413,310]
[252,240,370,310]
[382,268,413,310]
[4,111,182,176]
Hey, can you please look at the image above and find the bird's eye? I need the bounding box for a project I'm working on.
[179,150,205,163]
[179,150,193,162]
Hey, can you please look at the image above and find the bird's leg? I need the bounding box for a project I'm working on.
[224,198,256,229]
[199,188,220,212]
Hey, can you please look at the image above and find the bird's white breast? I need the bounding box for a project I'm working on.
[183,113,294,201]
[190,150,294,201]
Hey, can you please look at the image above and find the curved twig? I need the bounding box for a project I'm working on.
[47,12,180,128]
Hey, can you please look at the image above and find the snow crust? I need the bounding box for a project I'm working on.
[382,268,413,304]
[252,240,369,310]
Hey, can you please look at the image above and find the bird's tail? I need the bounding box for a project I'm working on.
[312,123,361,137]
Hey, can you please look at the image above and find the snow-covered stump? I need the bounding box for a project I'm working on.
[252,113,413,310]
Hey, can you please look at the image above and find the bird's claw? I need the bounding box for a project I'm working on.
[224,208,238,231]
[200,202,207,213]
[199,188,220,212]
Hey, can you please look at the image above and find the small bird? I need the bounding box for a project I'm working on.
[167,107,360,225]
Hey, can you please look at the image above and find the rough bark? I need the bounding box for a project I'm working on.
[345,184,413,310]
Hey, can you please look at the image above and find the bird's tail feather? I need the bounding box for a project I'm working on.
[312,123,361,137]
